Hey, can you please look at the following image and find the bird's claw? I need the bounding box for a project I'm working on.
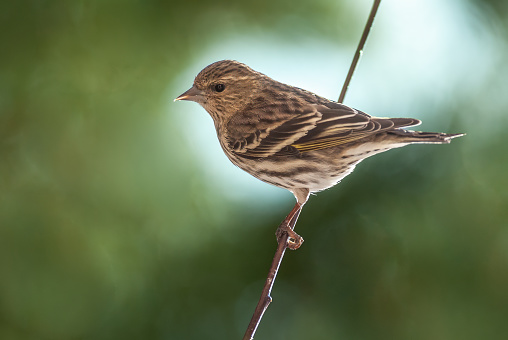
[276,224,304,250]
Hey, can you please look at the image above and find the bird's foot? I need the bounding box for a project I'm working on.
[276,224,304,250]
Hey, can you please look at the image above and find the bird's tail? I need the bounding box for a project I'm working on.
[388,129,465,144]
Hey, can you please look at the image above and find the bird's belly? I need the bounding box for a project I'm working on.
[227,152,362,193]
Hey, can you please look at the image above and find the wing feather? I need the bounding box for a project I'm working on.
[227,99,422,158]
[227,108,322,158]
[292,107,421,153]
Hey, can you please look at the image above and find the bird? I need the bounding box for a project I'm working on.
[175,60,464,249]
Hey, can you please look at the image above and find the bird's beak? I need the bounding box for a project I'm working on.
[174,86,203,102]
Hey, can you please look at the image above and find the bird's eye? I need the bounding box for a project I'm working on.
[213,84,225,92]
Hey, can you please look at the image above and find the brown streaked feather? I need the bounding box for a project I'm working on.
[386,117,421,128]
[228,98,424,157]
[222,70,424,157]
[291,107,421,153]
[227,108,322,158]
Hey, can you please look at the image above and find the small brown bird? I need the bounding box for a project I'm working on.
[176,60,463,249]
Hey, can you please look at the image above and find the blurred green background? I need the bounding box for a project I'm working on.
[1,0,507,339]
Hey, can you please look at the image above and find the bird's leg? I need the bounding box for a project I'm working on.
[276,202,304,250]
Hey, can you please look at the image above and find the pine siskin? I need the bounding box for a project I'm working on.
[175,60,464,249]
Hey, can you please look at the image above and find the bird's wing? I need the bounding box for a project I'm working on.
[291,102,421,152]
[227,101,420,158]
[226,107,323,158]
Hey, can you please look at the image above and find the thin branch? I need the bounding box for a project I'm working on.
[338,0,382,103]
[242,234,288,340]
[242,204,302,340]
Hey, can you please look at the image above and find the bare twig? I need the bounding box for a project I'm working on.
[242,203,302,340]
[242,234,288,340]
[242,1,381,339]
[338,0,381,103]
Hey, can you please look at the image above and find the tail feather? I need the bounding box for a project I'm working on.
[388,129,465,144]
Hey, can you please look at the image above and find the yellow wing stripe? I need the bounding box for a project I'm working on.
[292,134,370,152]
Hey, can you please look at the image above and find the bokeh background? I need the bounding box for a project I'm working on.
[1,0,507,339]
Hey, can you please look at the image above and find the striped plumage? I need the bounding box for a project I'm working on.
[177,60,462,202]
[176,60,463,248]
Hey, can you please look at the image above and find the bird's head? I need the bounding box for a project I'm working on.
[175,60,264,122]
